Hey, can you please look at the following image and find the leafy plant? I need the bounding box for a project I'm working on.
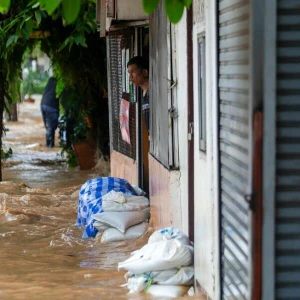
[60,143,78,168]
[1,126,12,159]
[22,69,49,99]
[0,0,192,24]
[0,0,109,172]
[1,147,13,159]
[143,0,192,23]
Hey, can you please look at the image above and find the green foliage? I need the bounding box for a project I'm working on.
[165,0,184,24]
[22,70,49,97]
[143,0,192,23]
[0,0,10,13]
[62,0,81,24]
[2,0,88,25]
[33,0,82,24]
[1,147,13,159]
[60,143,78,168]
[2,0,191,24]
[142,0,160,14]
[1,126,13,159]
[0,0,108,169]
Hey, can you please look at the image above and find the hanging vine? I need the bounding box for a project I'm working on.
[0,0,108,179]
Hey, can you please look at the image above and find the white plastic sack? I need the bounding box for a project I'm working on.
[101,222,149,243]
[157,266,194,285]
[148,227,191,246]
[132,185,146,196]
[146,285,190,298]
[93,221,109,233]
[118,239,194,273]
[92,208,150,233]
[125,268,178,284]
[125,269,179,293]
[102,193,149,212]
[125,266,194,294]
[126,274,148,294]
[102,190,126,203]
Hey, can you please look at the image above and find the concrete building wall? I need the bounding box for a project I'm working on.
[192,0,220,298]
[149,154,184,230]
[172,11,189,235]
[110,151,138,185]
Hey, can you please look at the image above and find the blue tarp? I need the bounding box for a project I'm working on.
[76,177,137,238]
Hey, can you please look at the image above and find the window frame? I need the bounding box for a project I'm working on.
[198,34,206,152]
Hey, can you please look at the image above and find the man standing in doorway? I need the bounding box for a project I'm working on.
[127,56,149,133]
[127,56,150,195]
[40,77,59,148]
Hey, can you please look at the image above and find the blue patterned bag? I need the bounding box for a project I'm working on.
[76,177,137,238]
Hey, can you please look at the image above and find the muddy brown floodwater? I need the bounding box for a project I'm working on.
[0,97,201,300]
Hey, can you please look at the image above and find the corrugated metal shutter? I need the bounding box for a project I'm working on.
[276,1,300,297]
[107,29,136,160]
[218,0,252,298]
[149,1,170,167]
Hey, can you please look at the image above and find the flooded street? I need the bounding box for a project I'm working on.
[0,97,200,300]
[0,97,153,300]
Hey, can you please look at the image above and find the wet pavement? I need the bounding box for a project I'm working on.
[0,96,200,299]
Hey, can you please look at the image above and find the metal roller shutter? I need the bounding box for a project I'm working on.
[218,0,252,298]
[276,0,300,298]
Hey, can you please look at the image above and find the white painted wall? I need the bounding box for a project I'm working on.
[192,0,220,298]
[165,3,220,297]
[170,11,189,235]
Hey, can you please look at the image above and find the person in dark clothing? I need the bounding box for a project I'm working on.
[40,77,59,148]
[127,56,149,132]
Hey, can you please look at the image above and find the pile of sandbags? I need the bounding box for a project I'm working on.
[93,191,150,243]
[118,227,194,298]
[76,177,150,240]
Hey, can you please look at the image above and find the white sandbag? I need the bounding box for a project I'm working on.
[125,269,179,293]
[101,222,148,243]
[118,239,194,273]
[102,194,149,212]
[148,227,191,246]
[93,221,109,233]
[157,266,194,285]
[125,268,178,284]
[146,285,190,298]
[131,185,146,196]
[92,208,150,233]
[126,275,148,294]
[125,266,193,294]
[102,190,127,203]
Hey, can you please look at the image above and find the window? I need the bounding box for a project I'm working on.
[198,35,206,152]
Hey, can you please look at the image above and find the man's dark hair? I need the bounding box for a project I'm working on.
[127,56,149,71]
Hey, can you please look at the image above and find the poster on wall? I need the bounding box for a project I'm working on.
[120,98,131,144]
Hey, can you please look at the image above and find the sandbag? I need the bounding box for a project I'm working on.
[118,239,194,273]
[93,221,109,234]
[157,266,194,285]
[101,222,149,243]
[92,208,150,233]
[76,177,137,228]
[148,227,192,246]
[146,285,190,298]
[125,266,194,294]
[102,194,149,212]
